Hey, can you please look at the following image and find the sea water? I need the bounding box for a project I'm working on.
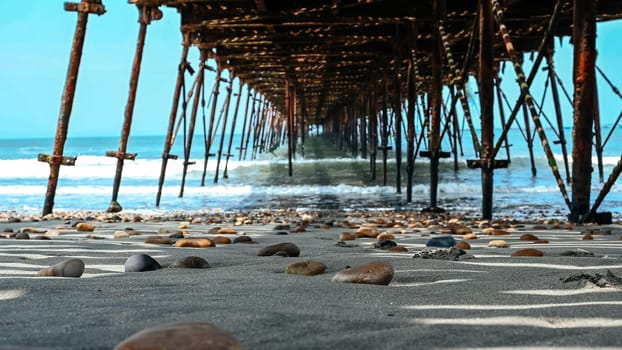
[0,128,620,219]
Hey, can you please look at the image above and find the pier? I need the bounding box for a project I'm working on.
[40,0,622,222]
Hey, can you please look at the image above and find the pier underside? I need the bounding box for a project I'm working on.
[40,0,622,221]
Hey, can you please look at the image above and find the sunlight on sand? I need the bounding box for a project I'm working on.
[503,287,620,296]
[0,289,24,300]
[405,301,622,310]
[410,316,622,328]
[457,261,622,270]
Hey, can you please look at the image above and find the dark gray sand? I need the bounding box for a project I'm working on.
[1,210,622,349]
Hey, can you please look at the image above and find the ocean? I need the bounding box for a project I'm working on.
[0,127,620,220]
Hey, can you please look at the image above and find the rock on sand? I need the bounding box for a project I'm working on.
[331,261,394,286]
[125,254,162,272]
[114,321,242,350]
[37,258,85,278]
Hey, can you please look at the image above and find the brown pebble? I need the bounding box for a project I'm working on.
[286,261,327,276]
[582,233,594,240]
[233,236,253,244]
[2,228,13,233]
[463,233,478,240]
[488,239,508,248]
[172,256,210,269]
[331,261,394,286]
[113,322,242,350]
[533,239,549,244]
[520,233,539,241]
[213,236,232,244]
[218,228,237,235]
[34,236,51,240]
[492,229,511,236]
[447,222,472,235]
[455,240,471,250]
[356,227,379,238]
[377,233,395,240]
[144,236,174,245]
[511,248,544,257]
[340,232,356,241]
[37,258,85,278]
[175,238,216,248]
[257,242,300,257]
[76,222,95,232]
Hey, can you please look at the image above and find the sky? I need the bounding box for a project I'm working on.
[0,2,621,140]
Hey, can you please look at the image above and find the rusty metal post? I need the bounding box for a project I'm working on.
[570,0,597,222]
[179,49,208,198]
[406,58,416,202]
[546,51,571,184]
[201,66,223,186]
[381,72,389,186]
[286,81,294,176]
[223,82,244,179]
[41,0,105,216]
[156,34,190,207]
[393,66,402,193]
[360,96,367,159]
[237,87,252,161]
[479,0,495,220]
[214,74,234,183]
[427,0,445,211]
[108,4,161,213]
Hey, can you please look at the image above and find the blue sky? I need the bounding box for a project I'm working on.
[0,2,621,139]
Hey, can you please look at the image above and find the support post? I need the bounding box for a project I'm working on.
[179,49,208,198]
[41,0,105,216]
[426,0,445,211]
[214,73,234,183]
[201,66,222,186]
[156,34,190,207]
[479,0,495,220]
[108,4,161,213]
[570,0,597,222]
[223,82,244,179]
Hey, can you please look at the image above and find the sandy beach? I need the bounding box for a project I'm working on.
[1,209,622,349]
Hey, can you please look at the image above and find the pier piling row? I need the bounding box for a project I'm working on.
[41,0,622,222]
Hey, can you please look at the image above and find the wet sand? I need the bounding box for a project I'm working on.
[1,209,622,349]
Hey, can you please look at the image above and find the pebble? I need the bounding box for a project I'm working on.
[233,236,253,244]
[34,235,51,240]
[582,233,594,240]
[286,260,327,275]
[113,322,242,350]
[172,256,210,269]
[340,232,356,241]
[377,233,395,240]
[45,229,61,237]
[76,222,95,232]
[533,239,549,244]
[425,235,456,248]
[19,227,46,234]
[257,242,300,257]
[356,226,379,238]
[520,233,539,241]
[218,228,237,235]
[454,240,471,250]
[168,231,185,239]
[178,221,190,229]
[492,229,511,236]
[463,233,478,240]
[511,248,544,257]
[447,222,472,235]
[331,261,394,286]
[273,224,291,231]
[413,247,469,260]
[124,254,162,272]
[114,231,130,239]
[37,258,85,278]
[15,232,30,240]
[213,236,232,244]
[144,236,175,245]
[373,239,397,249]
[175,238,216,248]
[274,231,288,235]
[488,239,508,248]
